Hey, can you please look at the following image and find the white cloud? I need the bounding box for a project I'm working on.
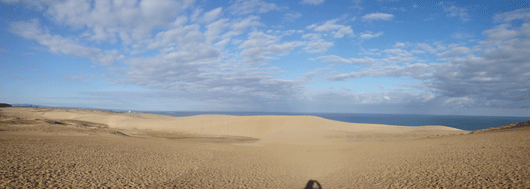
[393,42,405,48]
[316,55,375,64]
[351,0,363,12]
[201,7,223,23]
[361,12,394,22]
[300,89,530,115]
[306,89,437,108]
[301,33,334,53]
[163,43,219,63]
[113,55,307,111]
[327,63,435,81]
[10,19,123,66]
[190,8,203,22]
[45,0,194,44]
[451,31,474,39]
[442,96,474,108]
[325,9,530,110]
[7,0,530,114]
[360,31,383,39]
[239,31,303,64]
[302,66,330,82]
[439,2,470,23]
[359,48,381,56]
[1,0,194,45]
[415,42,447,54]
[301,0,324,5]
[493,7,530,23]
[479,23,520,46]
[223,16,263,38]
[307,19,353,38]
[284,12,302,22]
[171,16,188,27]
[304,39,333,53]
[334,26,354,38]
[410,50,425,54]
[62,74,96,85]
[436,46,472,57]
[205,19,229,45]
[146,24,203,50]
[228,0,280,15]
[383,48,412,57]
[423,14,436,21]
[6,1,315,111]
[381,47,419,64]
[520,22,530,38]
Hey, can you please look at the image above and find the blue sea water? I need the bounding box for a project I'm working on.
[141,111,530,131]
[11,104,529,131]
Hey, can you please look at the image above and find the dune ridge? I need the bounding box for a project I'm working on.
[1,107,466,144]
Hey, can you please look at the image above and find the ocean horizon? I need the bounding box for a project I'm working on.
[8,104,530,131]
[142,111,530,131]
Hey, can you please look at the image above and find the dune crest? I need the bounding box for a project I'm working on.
[1,107,466,144]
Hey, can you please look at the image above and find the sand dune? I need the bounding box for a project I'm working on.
[1,107,465,144]
[1,107,529,188]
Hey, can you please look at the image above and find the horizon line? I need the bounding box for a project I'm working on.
[4,103,530,118]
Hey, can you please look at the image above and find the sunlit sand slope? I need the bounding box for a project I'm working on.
[0,107,466,144]
[2,107,528,188]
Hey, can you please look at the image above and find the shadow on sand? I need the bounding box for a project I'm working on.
[304,180,322,189]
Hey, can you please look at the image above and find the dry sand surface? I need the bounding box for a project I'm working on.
[1,107,529,188]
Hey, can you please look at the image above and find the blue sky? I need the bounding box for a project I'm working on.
[1,0,530,116]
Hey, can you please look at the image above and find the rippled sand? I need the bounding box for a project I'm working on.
[1,107,529,188]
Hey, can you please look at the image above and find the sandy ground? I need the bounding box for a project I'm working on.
[1,107,529,188]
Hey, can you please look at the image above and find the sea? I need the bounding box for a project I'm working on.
[138,111,530,131]
[11,104,530,131]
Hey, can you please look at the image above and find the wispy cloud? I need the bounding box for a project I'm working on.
[351,0,364,12]
[228,0,280,15]
[361,12,394,21]
[492,7,530,23]
[10,19,124,66]
[307,18,354,38]
[239,31,303,64]
[436,46,472,57]
[451,31,475,39]
[326,8,530,110]
[62,74,96,85]
[393,42,405,48]
[316,55,375,64]
[439,2,470,23]
[360,31,383,39]
[301,0,325,5]
[340,86,352,92]
[301,33,334,53]
[415,42,447,54]
[284,12,302,22]
[201,7,223,23]
[3,0,530,115]
[327,63,435,81]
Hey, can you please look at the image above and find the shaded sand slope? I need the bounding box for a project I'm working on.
[1,107,466,144]
[1,107,529,188]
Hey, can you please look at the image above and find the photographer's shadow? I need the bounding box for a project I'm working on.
[304,180,322,189]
